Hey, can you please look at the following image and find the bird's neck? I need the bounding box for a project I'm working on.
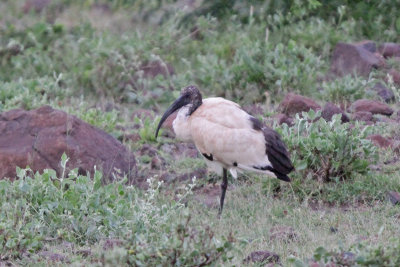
[188,98,202,115]
[173,106,193,142]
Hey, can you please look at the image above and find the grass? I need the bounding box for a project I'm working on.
[1,0,400,265]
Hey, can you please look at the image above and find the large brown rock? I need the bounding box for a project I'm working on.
[279,93,321,116]
[0,106,136,183]
[330,42,384,77]
[350,99,393,116]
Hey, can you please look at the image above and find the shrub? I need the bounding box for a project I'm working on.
[321,75,374,106]
[278,110,377,182]
[0,155,234,265]
[289,240,400,266]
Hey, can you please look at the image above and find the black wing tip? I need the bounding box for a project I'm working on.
[275,173,291,182]
[253,165,292,182]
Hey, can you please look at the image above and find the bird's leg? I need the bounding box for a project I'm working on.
[218,168,228,217]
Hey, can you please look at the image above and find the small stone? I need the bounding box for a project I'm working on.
[39,251,67,262]
[269,226,297,242]
[150,156,161,170]
[378,43,400,58]
[76,249,91,257]
[350,99,393,116]
[321,102,349,123]
[387,69,400,85]
[330,226,338,233]
[103,239,124,250]
[279,93,321,116]
[367,134,394,149]
[340,252,356,265]
[372,82,395,103]
[387,191,400,205]
[271,113,294,126]
[243,250,280,264]
[352,111,374,122]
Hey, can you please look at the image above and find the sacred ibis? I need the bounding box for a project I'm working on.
[155,85,294,215]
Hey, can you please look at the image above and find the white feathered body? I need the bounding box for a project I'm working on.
[172,97,274,178]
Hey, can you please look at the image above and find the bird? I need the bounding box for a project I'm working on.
[155,85,294,215]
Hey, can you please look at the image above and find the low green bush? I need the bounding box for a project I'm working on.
[279,110,377,182]
[0,155,234,265]
[289,240,400,266]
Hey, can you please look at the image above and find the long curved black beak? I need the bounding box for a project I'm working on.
[155,95,189,139]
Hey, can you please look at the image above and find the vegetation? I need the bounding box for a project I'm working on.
[0,0,399,265]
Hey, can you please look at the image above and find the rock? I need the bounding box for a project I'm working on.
[367,134,393,148]
[176,168,207,182]
[321,102,349,123]
[139,144,158,157]
[193,184,221,208]
[0,106,136,183]
[269,226,297,242]
[367,135,399,152]
[150,156,161,170]
[76,249,91,257]
[379,43,400,58]
[160,143,198,160]
[271,113,294,126]
[121,133,141,142]
[375,116,399,124]
[372,82,395,103]
[103,239,124,250]
[243,250,280,264]
[279,93,321,116]
[330,42,384,77]
[339,252,356,266]
[352,111,374,122]
[242,104,264,117]
[350,99,393,116]
[23,0,51,13]
[39,251,67,262]
[387,69,400,85]
[387,191,400,205]
[355,40,377,53]
[140,60,175,78]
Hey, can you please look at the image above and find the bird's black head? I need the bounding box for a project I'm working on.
[155,85,202,138]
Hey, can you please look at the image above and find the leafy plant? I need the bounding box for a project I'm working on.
[321,75,373,106]
[279,110,377,182]
[289,240,400,266]
[134,116,162,143]
[0,156,234,265]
